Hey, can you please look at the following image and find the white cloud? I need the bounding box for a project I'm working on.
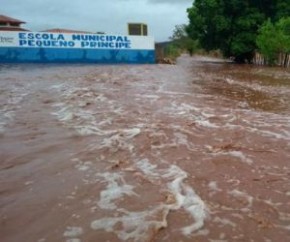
[1,0,193,41]
[147,0,192,4]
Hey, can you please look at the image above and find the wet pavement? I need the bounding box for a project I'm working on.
[0,55,290,242]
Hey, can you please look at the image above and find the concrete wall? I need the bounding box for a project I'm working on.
[0,31,155,64]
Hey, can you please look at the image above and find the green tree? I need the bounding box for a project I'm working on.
[170,24,188,42]
[170,24,199,56]
[275,0,290,21]
[276,17,290,53]
[257,17,290,65]
[256,20,279,64]
[187,0,290,63]
[164,44,180,60]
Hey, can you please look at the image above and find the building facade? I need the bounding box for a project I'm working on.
[0,15,155,64]
[0,15,29,31]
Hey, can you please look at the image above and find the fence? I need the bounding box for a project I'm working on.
[253,52,290,68]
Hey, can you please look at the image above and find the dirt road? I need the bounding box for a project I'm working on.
[1,55,290,242]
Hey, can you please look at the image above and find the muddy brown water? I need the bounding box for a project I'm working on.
[0,55,290,242]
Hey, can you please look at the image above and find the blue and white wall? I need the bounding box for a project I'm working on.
[0,31,155,64]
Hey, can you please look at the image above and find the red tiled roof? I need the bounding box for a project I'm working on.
[0,14,25,24]
[0,27,29,31]
[42,28,93,34]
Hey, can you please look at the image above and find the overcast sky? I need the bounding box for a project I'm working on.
[2,0,193,41]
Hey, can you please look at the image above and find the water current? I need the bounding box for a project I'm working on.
[1,55,290,242]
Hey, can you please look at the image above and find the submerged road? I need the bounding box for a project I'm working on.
[0,55,290,242]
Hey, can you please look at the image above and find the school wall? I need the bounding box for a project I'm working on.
[0,31,155,64]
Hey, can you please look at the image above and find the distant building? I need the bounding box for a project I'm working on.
[128,23,148,36]
[0,14,29,31]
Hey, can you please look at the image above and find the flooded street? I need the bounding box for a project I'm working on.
[1,55,290,242]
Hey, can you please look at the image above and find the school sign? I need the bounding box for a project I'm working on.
[0,31,155,64]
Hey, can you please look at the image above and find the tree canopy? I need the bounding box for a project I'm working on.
[187,0,290,63]
[170,24,199,56]
[256,17,290,65]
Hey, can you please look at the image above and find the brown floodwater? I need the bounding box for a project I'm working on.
[0,55,290,242]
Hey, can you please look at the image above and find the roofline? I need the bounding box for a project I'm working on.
[0,14,26,24]
[41,28,94,34]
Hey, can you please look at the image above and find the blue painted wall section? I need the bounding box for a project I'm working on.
[0,47,155,64]
[0,32,156,64]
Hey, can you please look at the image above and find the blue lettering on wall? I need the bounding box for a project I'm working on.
[1,31,155,64]
[18,32,132,49]
[19,39,75,48]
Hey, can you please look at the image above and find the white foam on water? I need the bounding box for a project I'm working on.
[231,213,244,220]
[0,86,29,133]
[63,227,83,238]
[209,240,228,242]
[200,111,214,119]
[190,229,210,237]
[279,214,290,223]
[165,102,200,117]
[208,181,222,192]
[75,161,92,172]
[276,224,290,231]
[195,118,219,128]
[259,196,282,207]
[226,78,235,85]
[98,118,113,126]
[178,183,209,236]
[259,129,290,141]
[54,97,140,137]
[0,122,6,134]
[51,84,144,145]
[157,90,194,97]
[151,143,178,150]
[213,217,237,228]
[74,125,107,136]
[136,159,209,236]
[135,159,160,177]
[134,94,160,103]
[24,181,34,186]
[227,151,253,165]
[264,239,273,242]
[238,101,250,109]
[91,206,169,242]
[174,132,191,149]
[97,172,137,210]
[66,239,81,242]
[91,159,208,241]
[51,84,120,137]
[170,124,196,136]
[52,106,74,122]
[180,103,201,113]
[228,189,253,207]
[50,83,66,90]
[149,131,196,151]
[212,150,253,165]
[99,128,141,152]
[123,128,141,139]
[219,233,226,239]
[238,115,290,141]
